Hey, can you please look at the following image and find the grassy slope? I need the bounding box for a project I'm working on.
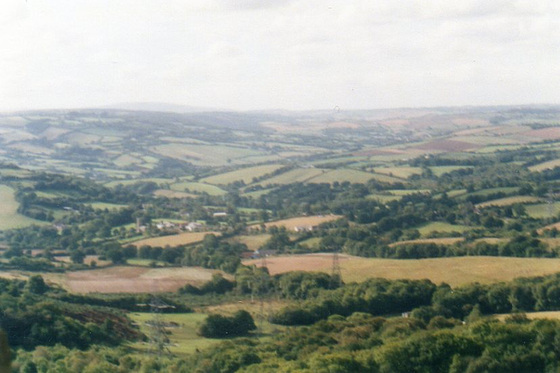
[0,184,45,230]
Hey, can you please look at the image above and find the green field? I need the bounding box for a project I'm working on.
[366,194,402,203]
[417,222,470,236]
[430,166,474,177]
[151,144,263,166]
[129,312,219,355]
[170,182,226,196]
[529,158,560,172]
[373,166,422,179]
[255,168,325,186]
[0,185,45,230]
[458,186,520,200]
[526,202,560,219]
[306,169,377,184]
[200,164,284,185]
[476,195,542,208]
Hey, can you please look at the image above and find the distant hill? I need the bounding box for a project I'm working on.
[100,102,222,113]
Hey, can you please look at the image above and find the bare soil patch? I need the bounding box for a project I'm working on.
[46,266,218,293]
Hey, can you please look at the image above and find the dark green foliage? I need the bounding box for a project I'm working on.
[198,310,256,338]
[271,278,436,325]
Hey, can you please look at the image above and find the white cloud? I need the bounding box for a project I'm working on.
[0,0,559,111]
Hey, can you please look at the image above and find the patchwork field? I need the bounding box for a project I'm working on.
[130,232,220,248]
[254,215,342,231]
[151,144,263,166]
[526,202,560,219]
[417,222,470,236]
[201,164,284,185]
[170,182,226,196]
[246,254,560,287]
[255,168,325,187]
[529,159,560,172]
[44,266,220,293]
[0,184,45,230]
[373,166,422,179]
[229,234,272,251]
[476,196,542,208]
[305,169,377,184]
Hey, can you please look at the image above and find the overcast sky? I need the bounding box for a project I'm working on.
[2,0,559,112]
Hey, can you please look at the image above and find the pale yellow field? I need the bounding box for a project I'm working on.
[306,169,377,184]
[476,196,542,208]
[246,254,560,287]
[43,266,221,293]
[251,215,342,231]
[529,159,560,172]
[131,232,220,247]
[373,167,423,179]
[229,234,271,251]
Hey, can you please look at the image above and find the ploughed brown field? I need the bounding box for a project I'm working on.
[42,266,222,293]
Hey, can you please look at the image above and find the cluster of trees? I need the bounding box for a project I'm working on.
[0,277,140,350]
[198,310,256,338]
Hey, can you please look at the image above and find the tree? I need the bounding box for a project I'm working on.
[70,249,86,264]
[25,275,48,295]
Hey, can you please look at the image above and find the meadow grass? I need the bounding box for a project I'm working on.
[417,222,470,236]
[200,164,284,185]
[430,166,474,177]
[306,169,378,184]
[170,182,226,196]
[130,232,220,248]
[373,166,423,179]
[529,158,560,172]
[228,234,271,251]
[526,202,560,219]
[254,168,325,187]
[476,195,542,208]
[0,185,45,230]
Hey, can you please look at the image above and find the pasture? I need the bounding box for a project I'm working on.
[255,215,342,231]
[201,164,284,185]
[170,182,226,196]
[529,159,560,172]
[151,144,263,166]
[255,168,325,187]
[306,169,378,184]
[373,166,422,179]
[229,234,271,251]
[247,254,560,287]
[476,196,542,208]
[44,266,220,293]
[130,232,219,248]
[0,184,45,230]
[417,222,470,236]
[430,166,474,177]
[129,312,220,355]
[526,202,560,219]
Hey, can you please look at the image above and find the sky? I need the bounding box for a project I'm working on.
[2,0,560,112]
